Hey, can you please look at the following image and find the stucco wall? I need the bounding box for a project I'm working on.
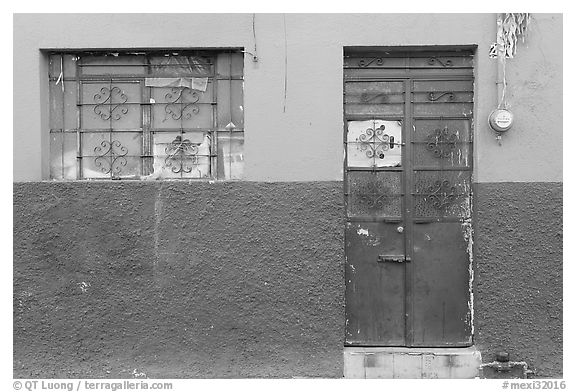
[13,181,563,378]
[13,13,562,182]
[13,181,345,378]
[474,182,563,378]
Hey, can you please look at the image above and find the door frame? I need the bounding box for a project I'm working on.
[342,46,477,347]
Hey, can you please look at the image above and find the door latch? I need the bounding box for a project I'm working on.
[377,255,411,263]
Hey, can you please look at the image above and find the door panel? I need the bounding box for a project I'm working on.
[411,222,473,346]
[345,221,406,345]
[344,49,474,347]
[412,170,472,218]
[344,81,406,117]
[346,171,403,218]
[412,80,474,117]
[346,120,403,168]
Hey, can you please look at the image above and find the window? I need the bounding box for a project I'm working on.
[48,50,244,180]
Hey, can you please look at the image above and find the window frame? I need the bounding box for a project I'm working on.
[48,49,245,181]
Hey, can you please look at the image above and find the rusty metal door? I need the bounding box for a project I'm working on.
[344,50,474,347]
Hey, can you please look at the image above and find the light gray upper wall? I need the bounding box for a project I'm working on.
[475,14,563,183]
[13,13,562,182]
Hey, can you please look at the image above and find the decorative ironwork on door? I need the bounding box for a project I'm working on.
[344,50,474,347]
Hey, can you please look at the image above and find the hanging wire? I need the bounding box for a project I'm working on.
[242,14,259,61]
[283,14,288,113]
[498,55,507,110]
[252,14,258,61]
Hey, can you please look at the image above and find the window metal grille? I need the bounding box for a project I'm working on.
[49,50,244,180]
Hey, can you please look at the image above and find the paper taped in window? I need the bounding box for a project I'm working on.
[145,78,208,92]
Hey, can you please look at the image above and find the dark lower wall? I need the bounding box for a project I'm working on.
[13,181,345,378]
[474,182,563,378]
[14,181,563,378]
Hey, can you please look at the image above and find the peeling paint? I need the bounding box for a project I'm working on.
[461,216,474,336]
[367,236,380,246]
[356,226,381,246]
[132,369,147,379]
[481,360,529,378]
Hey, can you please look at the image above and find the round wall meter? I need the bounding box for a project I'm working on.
[488,109,514,132]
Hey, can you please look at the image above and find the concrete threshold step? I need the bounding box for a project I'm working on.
[344,346,482,379]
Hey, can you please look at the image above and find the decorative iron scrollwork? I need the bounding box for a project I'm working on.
[358,58,384,67]
[425,180,458,209]
[164,87,200,121]
[428,91,455,102]
[426,127,458,158]
[94,140,128,175]
[360,93,387,103]
[427,57,453,67]
[93,87,129,121]
[355,180,394,209]
[357,125,391,160]
[164,135,201,173]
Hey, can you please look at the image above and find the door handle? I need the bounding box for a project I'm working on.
[377,255,411,263]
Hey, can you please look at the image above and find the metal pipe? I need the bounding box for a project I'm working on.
[496,13,507,110]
